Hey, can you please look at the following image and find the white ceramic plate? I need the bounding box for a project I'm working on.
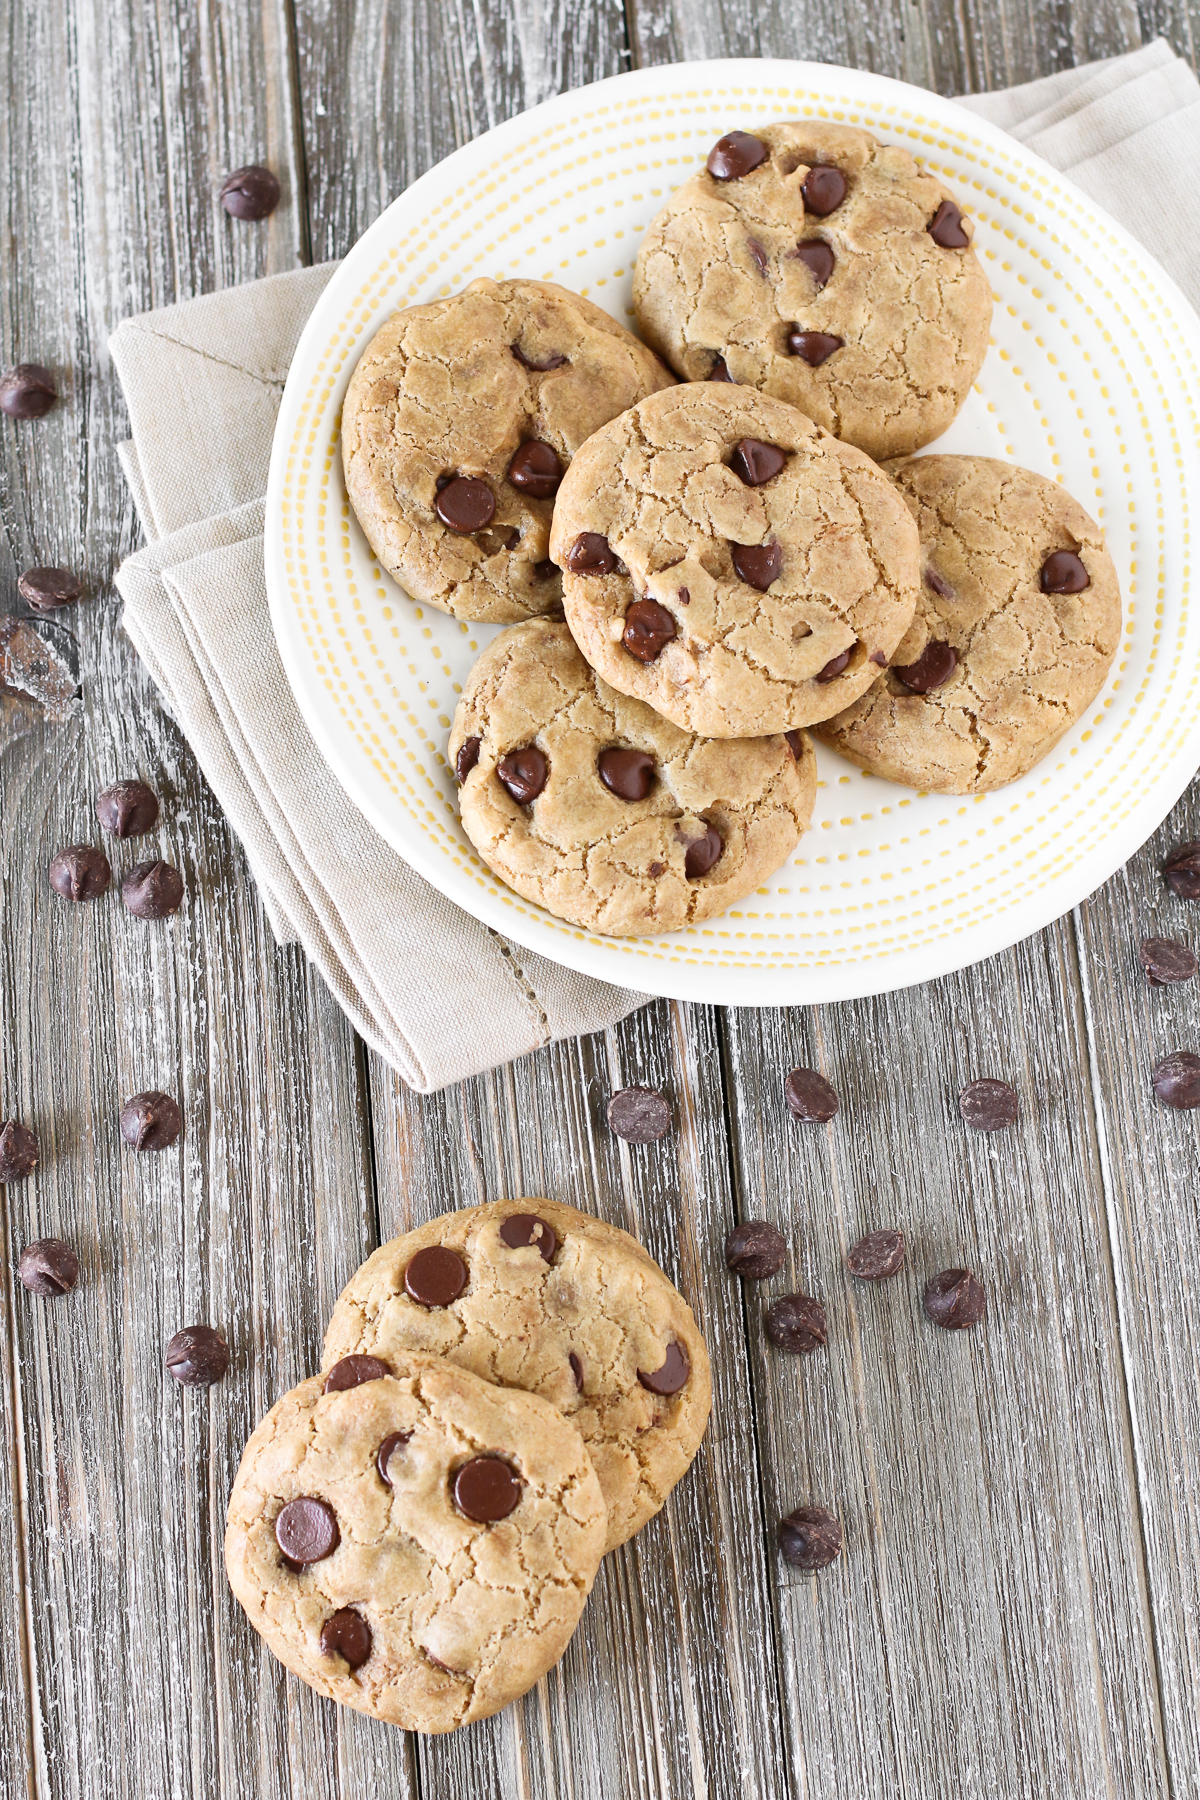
[265,59,1200,1005]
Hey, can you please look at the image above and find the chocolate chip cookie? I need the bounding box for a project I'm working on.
[225,1355,607,1732]
[813,456,1122,792]
[450,617,816,934]
[322,1199,712,1552]
[549,383,920,738]
[633,121,992,462]
[341,278,674,622]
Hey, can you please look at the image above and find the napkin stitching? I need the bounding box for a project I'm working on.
[116,322,288,387]
[488,930,551,1039]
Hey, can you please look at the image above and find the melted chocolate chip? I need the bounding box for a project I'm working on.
[121,859,184,919]
[1152,1051,1200,1110]
[568,1352,584,1392]
[683,825,723,879]
[623,598,677,662]
[1140,937,1197,985]
[1040,550,1090,594]
[607,1086,671,1143]
[276,1497,339,1565]
[959,1079,1019,1132]
[677,586,690,605]
[219,165,281,220]
[511,344,568,372]
[731,542,782,591]
[637,1340,690,1395]
[707,131,768,181]
[18,1238,79,1296]
[923,1269,986,1330]
[928,199,969,248]
[564,531,616,575]
[1164,842,1200,900]
[778,1505,842,1570]
[765,1293,827,1354]
[869,650,888,667]
[816,647,852,683]
[18,567,82,613]
[96,780,159,838]
[647,860,667,877]
[405,1245,467,1308]
[598,747,656,800]
[801,165,847,215]
[165,1325,230,1386]
[784,1067,839,1122]
[784,729,804,759]
[453,1456,522,1521]
[708,355,735,382]
[0,1121,39,1182]
[455,736,481,782]
[499,1212,558,1263]
[795,241,835,288]
[730,438,787,486]
[747,237,769,275]
[49,844,111,902]
[925,567,955,601]
[893,642,957,693]
[725,1220,787,1280]
[320,1609,372,1668]
[0,363,57,419]
[534,559,559,582]
[436,476,495,533]
[497,746,548,804]
[847,1229,906,1281]
[507,440,562,498]
[787,328,843,367]
[120,1091,182,1152]
[324,1355,390,1393]
[376,1431,412,1487]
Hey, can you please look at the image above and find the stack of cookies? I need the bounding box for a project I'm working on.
[340,121,1122,938]
[225,1201,711,1732]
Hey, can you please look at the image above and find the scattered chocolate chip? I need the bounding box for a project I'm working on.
[725,1220,787,1280]
[606,1086,671,1143]
[707,131,768,181]
[455,736,481,783]
[958,1079,1018,1132]
[765,1293,827,1354]
[730,438,786,486]
[923,1269,986,1330]
[598,746,656,801]
[376,1431,412,1487]
[219,164,281,220]
[165,1324,231,1386]
[319,1608,372,1668]
[684,824,723,879]
[405,1245,467,1307]
[49,845,111,902]
[928,199,969,248]
[436,475,495,533]
[785,729,804,759]
[816,647,852,683]
[784,1067,839,1123]
[453,1456,522,1521]
[324,1354,391,1393]
[497,746,548,804]
[121,859,184,919]
[925,567,955,600]
[1163,841,1200,901]
[708,355,735,382]
[731,541,783,590]
[847,1229,906,1281]
[1040,550,1089,594]
[568,1352,584,1392]
[747,237,769,276]
[564,531,617,575]
[119,1091,182,1152]
[637,1340,690,1394]
[511,344,568,372]
[1139,937,1197,985]
[507,439,562,498]
[796,241,835,288]
[1,364,57,419]
[869,650,888,666]
[18,1238,79,1296]
[1152,1051,1200,1110]
[893,641,958,693]
[786,328,843,367]
[801,165,847,215]
[778,1505,842,1570]
[96,779,159,838]
[623,597,677,662]
[499,1212,558,1263]
[18,567,82,613]
[0,1121,39,1182]
[276,1497,340,1565]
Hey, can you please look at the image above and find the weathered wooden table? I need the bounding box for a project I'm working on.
[3,2,1199,1795]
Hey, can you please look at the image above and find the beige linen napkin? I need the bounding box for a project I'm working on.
[111,41,1200,1091]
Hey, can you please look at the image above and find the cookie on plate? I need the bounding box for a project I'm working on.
[813,456,1122,792]
[225,1355,607,1733]
[322,1199,713,1552]
[548,382,920,738]
[633,121,992,463]
[341,277,674,623]
[449,618,816,935]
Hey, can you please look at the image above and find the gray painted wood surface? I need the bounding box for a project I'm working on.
[1,0,1198,1795]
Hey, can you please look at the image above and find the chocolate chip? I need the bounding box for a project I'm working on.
[1139,937,1197,985]
[511,344,568,372]
[276,1497,340,1565]
[455,736,481,782]
[507,440,562,498]
[1164,842,1200,901]
[707,131,768,181]
[869,650,887,666]
[731,541,782,590]
[0,363,57,419]
[785,729,804,759]
[319,1609,372,1668]
[499,1212,558,1262]
[784,1067,839,1122]
[647,860,667,877]
[18,567,82,612]
[534,560,558,583]
[677,587,690,605]
[165,1324,230,1386]
[405,1245,467,1307]
[923,1269,986,1330]
[801,165,847,215]
[453,1456,522,1522]
[376,1431,412,1487]
[497,746,548,804]
[0,1121,39,1182]
[816,647,852,683]
[121,859,184,919]
[1040,550,1089,594]
[436,476,495,533]
[893,641,958,693]
[96,780,159,838]
[18,1238,79,1296]
[568,1352,584,1392]
[958,1079,1018,1132]
[324,1354,391,1393]
[623,597,677,662]
[49,845,111,902]
[219,164,281,220]
[725,1220,787,1280]
[796,241,835,288]
[730,438,786,486]
[928,199,969,248]
[598,747,655,801]
[847,1228,906,1281]
[778,1505,842,1570]
[606,1086,671,1143]
[765,1293,827,1354]
[925,567,954,601]
[786,329,843,367]
[119,1091,182,1153]
[747,237,769,275]
[708,355,735,382]
[684,825,723,879]
[1152,1051,1200,1110]
[564,531,617,575]
[637,1340,690,1394]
